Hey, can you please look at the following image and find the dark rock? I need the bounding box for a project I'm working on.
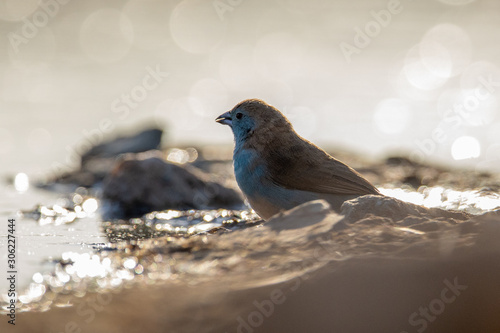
[102,153,244,218]
[41,170,99,190]
[81,128,163,166]
[385,156,417,166]
[39,127,164,190]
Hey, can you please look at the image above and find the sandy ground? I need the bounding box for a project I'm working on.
[4,199,500,333]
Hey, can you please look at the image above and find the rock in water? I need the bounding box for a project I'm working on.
[81,128,163,166]
[102,154,243,218]
[39,127,164,190]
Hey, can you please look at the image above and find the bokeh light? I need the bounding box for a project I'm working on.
[402,24,471,93]
[451,136,481,160]
[32,272,44,284]
[170,0,226,54]
[79,8,134,63]
[381,185,500,214]
[373,98,412,135]
[71,253,107,279]
[1,0,499,176]
[166,148,198,164]
[418,41,452,79]
[390,62,439,101]
[82,198,98,215]
[4,3,500,326]
[420,23,471,77]
[14,172,29,192]
[403,44,450,91]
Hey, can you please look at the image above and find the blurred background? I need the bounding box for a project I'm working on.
[0,0,499,179]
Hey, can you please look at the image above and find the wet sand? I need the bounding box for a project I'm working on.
[4,200,500,333]
[2,149,500,333]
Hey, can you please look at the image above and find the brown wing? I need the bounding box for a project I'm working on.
[265,137,380,196]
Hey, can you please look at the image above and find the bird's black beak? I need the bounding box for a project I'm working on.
[215,111,232,127]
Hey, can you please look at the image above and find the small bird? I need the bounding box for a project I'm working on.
[216,99,381,220]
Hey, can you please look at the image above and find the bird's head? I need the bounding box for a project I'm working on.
[216,99,292,143]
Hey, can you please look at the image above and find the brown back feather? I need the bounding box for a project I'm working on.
[241,100,380,196]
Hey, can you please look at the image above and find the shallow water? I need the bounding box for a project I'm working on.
[380,186,500,214]
[0,186,106,299]
[1,176,499,316]
[0,182,262,312]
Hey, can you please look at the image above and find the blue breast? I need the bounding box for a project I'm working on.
[233,147,265,198]
[233,147,319,211]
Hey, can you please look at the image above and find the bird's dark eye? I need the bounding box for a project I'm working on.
[235,112,243,119]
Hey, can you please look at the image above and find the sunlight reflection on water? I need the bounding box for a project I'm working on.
[14,172,29,192]
[2,184,499,314]
[380,185,500,214]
